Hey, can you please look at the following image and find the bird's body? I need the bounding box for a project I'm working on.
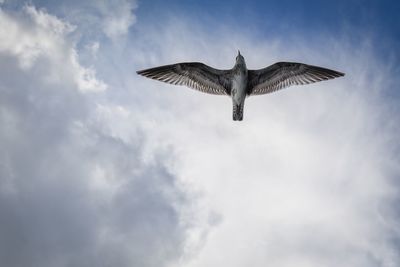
[137,51,344,121]
[231,57,248,120]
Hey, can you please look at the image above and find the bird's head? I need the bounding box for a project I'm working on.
[235,50,245,66]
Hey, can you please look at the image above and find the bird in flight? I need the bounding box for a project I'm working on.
[137,51,344,121]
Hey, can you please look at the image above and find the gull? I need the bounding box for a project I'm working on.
[137,51,344,121]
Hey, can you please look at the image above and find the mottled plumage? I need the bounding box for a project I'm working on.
[137,51,344,121]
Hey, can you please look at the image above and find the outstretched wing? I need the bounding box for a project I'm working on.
[137,62,231,95]
[247,62,344,95]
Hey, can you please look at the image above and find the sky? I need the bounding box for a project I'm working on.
[0,1,399,267]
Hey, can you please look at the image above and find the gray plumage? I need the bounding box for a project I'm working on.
[137,51,344,121]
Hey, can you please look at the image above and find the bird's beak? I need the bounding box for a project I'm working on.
[238,50,241,56]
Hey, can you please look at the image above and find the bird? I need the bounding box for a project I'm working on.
[136,51,344,121]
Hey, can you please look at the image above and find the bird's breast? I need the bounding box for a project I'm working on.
[231,73,248,103]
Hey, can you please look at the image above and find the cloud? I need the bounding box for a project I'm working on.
[0,3,399,267]
[100,0,137,39]
[0,5,197,267]
[1,0,137,42]
[56,0,137,41]
[0,5,106,92]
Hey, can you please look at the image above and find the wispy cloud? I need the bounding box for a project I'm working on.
[58,0,137,41]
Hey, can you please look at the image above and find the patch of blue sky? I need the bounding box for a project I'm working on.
[136,0,400,56]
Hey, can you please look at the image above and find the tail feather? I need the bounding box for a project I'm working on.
[233,103,244,121]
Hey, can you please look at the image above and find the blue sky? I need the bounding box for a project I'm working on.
[136,0,400,48]
[0,1,399,267]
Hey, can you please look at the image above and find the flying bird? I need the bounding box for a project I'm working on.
[137,51,344,121]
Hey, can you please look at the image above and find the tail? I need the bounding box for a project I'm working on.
[233,103,244,121]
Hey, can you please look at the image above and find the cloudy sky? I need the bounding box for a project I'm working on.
[0,1,399,267]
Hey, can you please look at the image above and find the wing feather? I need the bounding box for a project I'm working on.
[137,62,231,95]
[248,62,344,95]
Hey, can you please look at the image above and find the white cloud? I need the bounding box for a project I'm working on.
[0,5,106,92]
[0,5,195,267]
[100,0,137,39]
[53,0,137,41]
